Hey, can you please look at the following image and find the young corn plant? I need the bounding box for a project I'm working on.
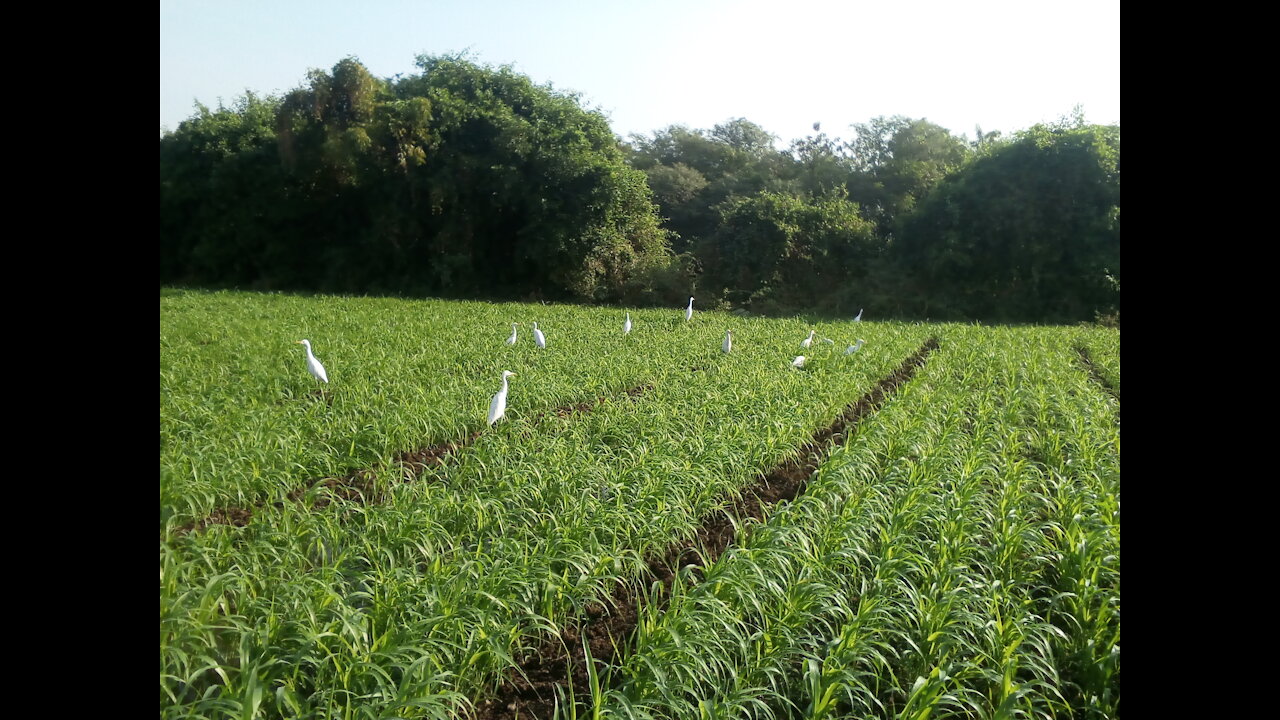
[597,326,1118,720]
[163,291,934,718]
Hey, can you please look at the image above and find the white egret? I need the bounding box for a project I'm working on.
[532,321,547,349]
[487,371,516,426]
[854,308,864,322]
[685,297,694,321]
[296,340,328,383]
[845,338,866,355]
[624,312,632,335]
[791,355,806,369]
[722,329,732,354]
[506,322,519,345]
[801,330,816,348]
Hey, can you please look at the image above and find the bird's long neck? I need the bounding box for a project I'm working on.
[501,376,510,393]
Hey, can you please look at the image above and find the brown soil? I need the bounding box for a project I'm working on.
[1074,346,1120,402]
[534,383,653,422]
[172,383,653,536]
[277,428,488,510]
[470,338,939,720]
[177,506,255,533]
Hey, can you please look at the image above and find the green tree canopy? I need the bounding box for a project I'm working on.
[162,62,1118,322]
[697,190,878,313]
[894,121,1120,322]
[845,116,972,232]
[161,55,674,302]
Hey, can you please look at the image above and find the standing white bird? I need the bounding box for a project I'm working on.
[845,338,866,355]
[532,321,547,349]
[801,330,816,348]
[685,297,695,322]
[296,339,328,383]
[487,371,516,426]
[722,329,732,354]
[853,308,864,322]
[624,312,632,335]
[506,322,519,345]
[791,355,806,369]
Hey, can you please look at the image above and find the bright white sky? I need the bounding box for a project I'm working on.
[160,0,1119,145]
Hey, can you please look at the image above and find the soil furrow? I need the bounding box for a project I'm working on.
[472,338,939,720]
[1074,345,1120,402]
[172,382,653,535]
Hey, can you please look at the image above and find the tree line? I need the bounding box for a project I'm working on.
[161,55,1119,323]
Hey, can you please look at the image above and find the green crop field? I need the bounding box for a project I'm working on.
[160,289,1120,719]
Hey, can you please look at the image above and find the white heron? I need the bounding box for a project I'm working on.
[624,312,632,335]
[722,330,732,354]
[296,340,328,383]
[685,297,694,322]
[532,322,547,349]
[853,308,864,322]
[487,371,516,426]
[845,339,866,355]
[791,355,806,369]
[505,322,519,345]
[801,330,816,348]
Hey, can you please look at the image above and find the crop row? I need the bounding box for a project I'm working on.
[579,326,1120,719]
[160,294,929,718]
[474,338,940,718]
[1073,328,1120,400]
[161,290,879,529]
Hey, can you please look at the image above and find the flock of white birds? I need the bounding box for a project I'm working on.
[295,299,867,427]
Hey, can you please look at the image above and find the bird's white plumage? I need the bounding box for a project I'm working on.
[685,297,694,322]
[853,308,863,322]
[791,355,806,368]
[532,322,546,349]
[506,322,519,345]
[801,330,816,348]
[845,338,866,355]
[624,312,632,335]
[297,339,328,383]
[722,330,732,354]
[487,371,516,426]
